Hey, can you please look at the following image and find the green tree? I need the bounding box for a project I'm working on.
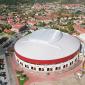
[2,24,12,31]
[67,24,74,34]
[66,21,74,34]
[0,29,2,33]
[37,22,46,27]
[60,28,68,33]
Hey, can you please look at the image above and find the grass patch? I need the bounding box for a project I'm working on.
[19,75,28,85]
[16,70,28,85]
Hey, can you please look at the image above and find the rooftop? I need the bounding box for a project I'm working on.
[15,29,80,60]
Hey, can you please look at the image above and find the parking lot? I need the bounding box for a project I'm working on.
[0,32,21,85]
[0,47,11,85]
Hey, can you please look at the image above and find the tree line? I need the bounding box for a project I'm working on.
[0,0,84,5]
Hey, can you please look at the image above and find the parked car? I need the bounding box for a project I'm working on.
[3,82,8,85]
[0,80,2,84]
[0,37,8,45]
[0,72,6,77]
[0,80,7,85]
[3,40,13,48]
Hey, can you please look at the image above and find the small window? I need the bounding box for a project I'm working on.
[70,62,71,65]
[55,67,58,70]
[25,65,29,68]
[63,65,65,68]
[39,68,41,71]
[47,68,50,71]
[31,67,33,69]
[50,68,53,71]
[42,68,44,71]
[20,62,23,66]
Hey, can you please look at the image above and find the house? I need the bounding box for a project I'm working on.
[32,3,42,10]
[11,23,24,33]
[26,20,37,26]
[4,29,12,33]
[63,4,80,9]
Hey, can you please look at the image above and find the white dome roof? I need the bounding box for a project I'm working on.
[14,29,80,60]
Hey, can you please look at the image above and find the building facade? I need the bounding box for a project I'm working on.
[14,29,80,72]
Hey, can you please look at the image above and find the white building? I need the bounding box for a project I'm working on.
[78,33,85,56]
[14,29,81,72]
